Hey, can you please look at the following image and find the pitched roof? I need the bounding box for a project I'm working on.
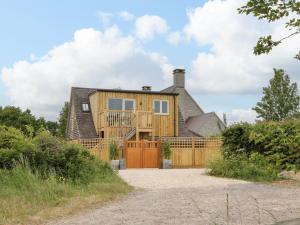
[68,87,98,139]
[161,86,204,121]
[185,112,226,137]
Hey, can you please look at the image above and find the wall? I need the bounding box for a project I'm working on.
[89,91,178,138]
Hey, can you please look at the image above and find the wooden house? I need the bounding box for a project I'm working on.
[66,69,225,141]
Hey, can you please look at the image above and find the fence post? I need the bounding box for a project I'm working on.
[192,137,195,167]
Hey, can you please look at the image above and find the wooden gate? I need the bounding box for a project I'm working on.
[125,140,160,168]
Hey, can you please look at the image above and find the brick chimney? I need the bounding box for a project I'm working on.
[173,68,185,88]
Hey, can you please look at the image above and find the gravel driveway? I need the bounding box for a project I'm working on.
[49,169,300,225]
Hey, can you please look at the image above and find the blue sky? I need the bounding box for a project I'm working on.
[1,0,299,122]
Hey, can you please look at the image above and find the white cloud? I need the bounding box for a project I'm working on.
[167,31,182,45]
[134,15,169,40]
[97,11,113,27]
[226,108,257,124]
[1,26,173,120]
[119,11,134,21]
[184,0,300,94]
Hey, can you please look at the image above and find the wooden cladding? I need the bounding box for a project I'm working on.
[89,91,178,138]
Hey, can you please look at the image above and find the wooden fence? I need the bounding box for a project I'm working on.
[72,137,222,168]
[161,137,222,168]
[71,138,123,162]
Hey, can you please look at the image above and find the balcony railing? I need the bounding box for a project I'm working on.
[99,110,153,130]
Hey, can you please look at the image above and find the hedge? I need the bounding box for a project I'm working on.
[222,120,300,170]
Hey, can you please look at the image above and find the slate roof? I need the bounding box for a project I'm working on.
[185,112,226,137]
[161,85,225,137]
[161,86,204,121]
[67,87,98,139]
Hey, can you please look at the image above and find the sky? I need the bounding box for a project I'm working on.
[0,0,299,123]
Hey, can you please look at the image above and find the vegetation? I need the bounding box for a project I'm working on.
[209,153,279,182]
[238,0,300,60]
[58,102,69,137]
[162,141,172,160]
[253,69,300,121]
[222,121,300,171]
[0,165,131,225]
[0,106,59,136]
[109,140,119,160]
[0,125,131,224]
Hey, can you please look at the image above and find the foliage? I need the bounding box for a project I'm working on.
[58,102,69,137]
[222,120,300,170]
[0,106,58,136]
[0,165,131,225]
[0,125,114,183]
[253,69,300,121]
[162,141,172,160]
[209,153,279,182]
[238,0,300,60]
[109,140,119,160]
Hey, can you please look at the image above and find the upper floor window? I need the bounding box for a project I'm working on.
[82,103,90,112]
[108,98,135,111]
[153,100,169,115]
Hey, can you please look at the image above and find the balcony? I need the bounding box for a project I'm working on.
[99,110,154,134]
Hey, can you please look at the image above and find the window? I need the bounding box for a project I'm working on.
[108,98,135,110]
[153,100,169,115]
[154,100,160,113]
[108,98,122,110]
[124,100,134,110]
[82,103,89,112]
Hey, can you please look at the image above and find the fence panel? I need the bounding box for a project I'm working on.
[161,137,222,168]
[73,138,123,162]
[72,137,222,168]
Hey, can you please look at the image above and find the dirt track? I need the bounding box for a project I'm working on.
[48,169,300,225]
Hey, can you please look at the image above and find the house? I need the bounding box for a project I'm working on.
[66,69,225,140]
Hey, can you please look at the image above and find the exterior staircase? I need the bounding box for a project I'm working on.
[124,127,136,140]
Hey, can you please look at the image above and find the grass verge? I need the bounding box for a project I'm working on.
[208,153,279,182]
[0,166,132,225]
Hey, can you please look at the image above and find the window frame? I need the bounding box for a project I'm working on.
[153,99,169,115]
[107,98,136,111]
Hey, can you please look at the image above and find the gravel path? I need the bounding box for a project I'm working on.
[49,169,300,225]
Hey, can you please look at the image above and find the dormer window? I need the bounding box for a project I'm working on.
[82,103,90,112]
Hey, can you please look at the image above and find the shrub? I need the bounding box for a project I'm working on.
[162,141,172,160]
[60,143,113,184]
[222,121,300,170]
[209,153,279,182]
[109,140,119,160]
[0,126,114,184]
[0,126,35,169]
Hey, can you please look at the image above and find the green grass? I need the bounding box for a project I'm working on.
[0,166,132,225]
[208,154,279,182]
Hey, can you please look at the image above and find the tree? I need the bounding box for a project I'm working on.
[58,102,69,137]
[0,106,59,136]
[253,69,300,121]
[238,0,300,60]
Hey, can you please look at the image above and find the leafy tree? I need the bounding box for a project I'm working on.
[0,106,58,136]
[58,102,69,137]
[238,0,300,60]
[253,69,300,121]
[0,106,37,135]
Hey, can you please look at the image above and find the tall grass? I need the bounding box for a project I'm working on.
[0,166,132,225]
[208,153,279,182]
